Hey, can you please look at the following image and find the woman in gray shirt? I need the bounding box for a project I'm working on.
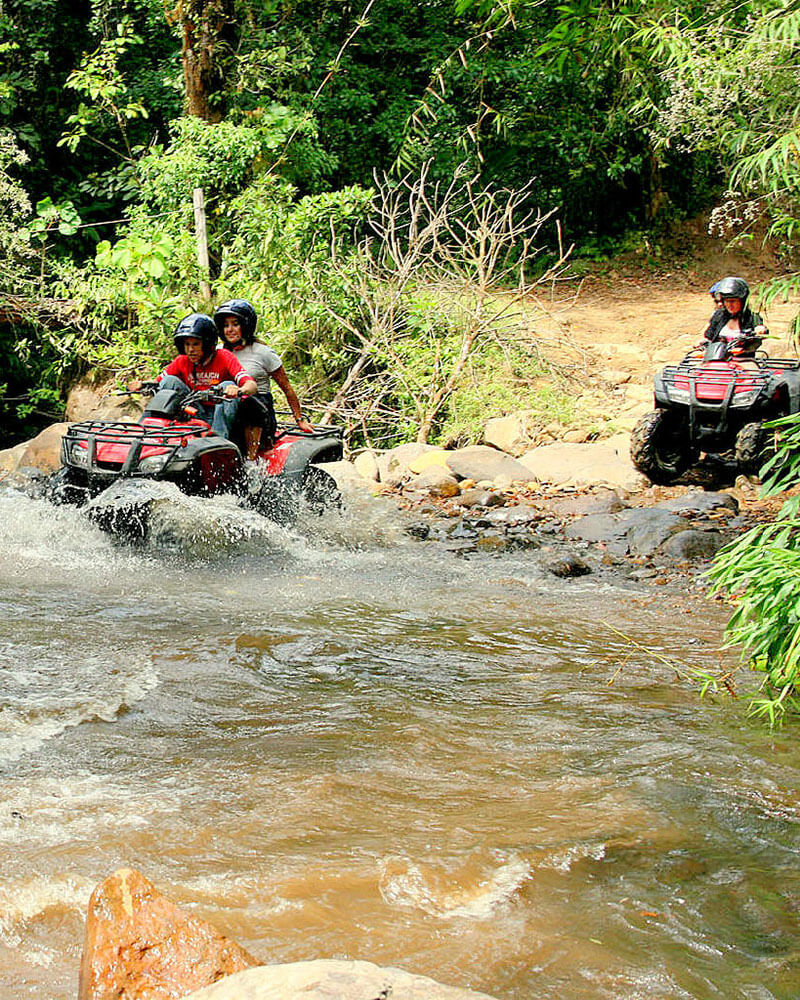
[214,299,314,460]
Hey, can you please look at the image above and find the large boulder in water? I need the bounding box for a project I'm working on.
[445,445,533,484]
[519,434,645,491]
[378,443,444,486]
[0,422,69,475]
[183,959,499,1000]
[78,868,260,1000]
[66,375,144,422]
[85,479,290,556]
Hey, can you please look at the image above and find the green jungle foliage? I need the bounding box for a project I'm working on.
[2,0,800,724]
[0,0,798,450]
[708,415,800,724]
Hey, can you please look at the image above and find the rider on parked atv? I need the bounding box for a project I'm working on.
[128,313,257,438]
[214,298,313,461]
[702,276,767,356]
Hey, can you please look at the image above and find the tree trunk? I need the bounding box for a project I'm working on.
[177,0,236,122]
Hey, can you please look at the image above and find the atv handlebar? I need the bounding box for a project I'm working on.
[124,380,161,396]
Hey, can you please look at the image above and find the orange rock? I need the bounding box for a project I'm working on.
[78,868,261,1000]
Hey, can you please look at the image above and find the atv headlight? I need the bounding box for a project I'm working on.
[667,388,690,403]
[70,443,89,468]
[138,454,169,473]
[731,390,761,408]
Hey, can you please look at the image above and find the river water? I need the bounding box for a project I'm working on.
[1,485,798,1000]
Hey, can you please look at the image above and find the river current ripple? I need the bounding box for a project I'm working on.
[0,487,798,1000]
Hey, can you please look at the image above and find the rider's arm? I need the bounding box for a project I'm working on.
[271,366,314,432]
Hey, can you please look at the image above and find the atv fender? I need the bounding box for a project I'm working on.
[652,370,668,407]
[280,434,344,482]
[778,371,800,414]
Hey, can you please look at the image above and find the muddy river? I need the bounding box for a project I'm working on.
[0,487,798,999]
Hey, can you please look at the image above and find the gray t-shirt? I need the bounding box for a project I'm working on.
[233,342,283,394]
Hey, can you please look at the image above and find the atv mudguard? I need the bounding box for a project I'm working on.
[773,369,800,414]
[279,432,343,485]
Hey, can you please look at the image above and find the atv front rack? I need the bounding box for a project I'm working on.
[661,362,767,404]
[657,358,793,440]
[62,419,213,477]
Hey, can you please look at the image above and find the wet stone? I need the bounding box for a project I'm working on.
[475,534,510,552]
[546,553,592,578]
[444,539,477,553]
[454,488,501,508]
[447,520,479,539]
[563,513,626,544]
[506,533,541,551]
[626,512,687,557]
[548,490,627,517]
[659,529,727,562]
[653,491,738,517]
[629,567,658,581]
[404,520,430,540]
[481,505,538,526]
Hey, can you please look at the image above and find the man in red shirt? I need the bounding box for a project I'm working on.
[130,313,257,439]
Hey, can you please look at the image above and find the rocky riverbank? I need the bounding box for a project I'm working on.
[78,869,498,1000]
[316,435,783,594]
[0,386,782,593]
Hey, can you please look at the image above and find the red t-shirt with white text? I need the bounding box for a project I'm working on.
[160,349,250,390]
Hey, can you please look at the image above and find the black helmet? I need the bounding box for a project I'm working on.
[715,276,749,305]
[173,313,218,355]
[214,299,257,345]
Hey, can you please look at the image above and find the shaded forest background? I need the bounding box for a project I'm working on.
[2,0,799,448]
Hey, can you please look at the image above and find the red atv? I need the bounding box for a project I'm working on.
[631,335,800,484]
[50,383,343,522]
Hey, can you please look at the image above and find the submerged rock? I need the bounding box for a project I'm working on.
[545,552,592,578]
[652,491,738,517]
[78,868,260,1000]
[659,528,727,561]
[183,959,499,1000]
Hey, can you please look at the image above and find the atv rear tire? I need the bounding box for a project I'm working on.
[735,421,773,477]
[300,465,342,516]
[630,409,696,485]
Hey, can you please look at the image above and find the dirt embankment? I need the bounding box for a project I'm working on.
[520,219,799,442]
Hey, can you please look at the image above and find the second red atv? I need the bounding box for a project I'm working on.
[49,383,344,523]
[631,335,800,484]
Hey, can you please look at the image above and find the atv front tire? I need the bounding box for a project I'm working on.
[630,409,696,485]
[45,466,87,506]
[735,422,773,477]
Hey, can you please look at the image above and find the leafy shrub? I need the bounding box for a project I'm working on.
[708,413,800,724]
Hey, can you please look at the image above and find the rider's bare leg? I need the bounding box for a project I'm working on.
[244,424,262,461]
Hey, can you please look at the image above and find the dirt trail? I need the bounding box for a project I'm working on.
[523,223,800,436]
